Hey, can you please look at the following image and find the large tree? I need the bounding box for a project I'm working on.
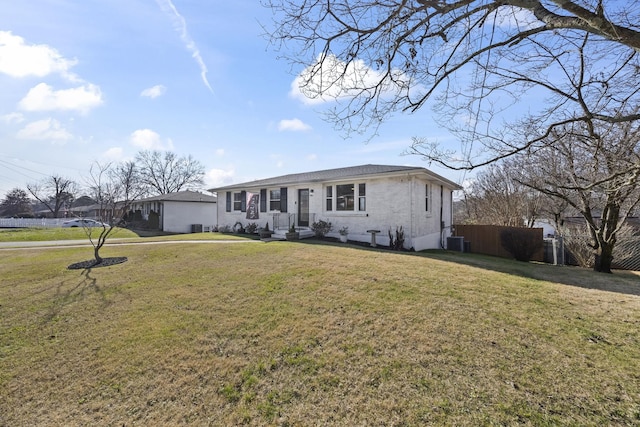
[265,0,640,169]
[27,175,77,218]
[511,119,640,273]
[0,188,33,217]
[135,150,205,195]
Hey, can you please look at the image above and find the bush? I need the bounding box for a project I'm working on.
[311,220,332,238]
[233,221,245,234]
[245,222,258,234]
[500,227,542,262]
[218,225,232,233]
[388,226,405,250]
[148,210,160,229]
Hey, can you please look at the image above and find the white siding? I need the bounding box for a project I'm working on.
[163,202,217,234]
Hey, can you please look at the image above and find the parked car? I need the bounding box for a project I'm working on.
[62,219,108,228]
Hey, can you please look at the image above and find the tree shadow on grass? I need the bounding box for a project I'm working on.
[42,262,124,326]
[295,238,640,297]
[417,250,640,297]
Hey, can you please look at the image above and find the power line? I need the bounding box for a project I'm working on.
[0,159,47,180]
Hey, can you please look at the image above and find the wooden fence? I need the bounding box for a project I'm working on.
[453,224,544,262]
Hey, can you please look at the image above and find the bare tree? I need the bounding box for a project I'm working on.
[27,175,77,218]
[459,161,543,226]
[135,150,205,195]
[265,1,640,168]
[82,162,144,265]
[511,119,640,273]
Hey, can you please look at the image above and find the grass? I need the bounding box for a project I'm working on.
[0,227,139,241]
[0,227,256,243]
[1,238,639,425]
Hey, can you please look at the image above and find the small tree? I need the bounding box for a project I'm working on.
[81,161,143,265]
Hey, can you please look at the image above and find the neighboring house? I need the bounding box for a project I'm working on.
[131,190,217,233]
[210,164,462,251]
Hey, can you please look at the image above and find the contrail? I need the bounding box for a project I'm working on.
[156,0,213,93]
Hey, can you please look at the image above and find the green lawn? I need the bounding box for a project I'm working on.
[0,227,256,243]
[1,240,639,425]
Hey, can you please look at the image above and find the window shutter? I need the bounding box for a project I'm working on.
[226,192,231,212]
[280,187,288,213]
[241,191,247,212]
[260,189,267,212]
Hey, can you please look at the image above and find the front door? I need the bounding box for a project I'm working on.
[298,189,310,226]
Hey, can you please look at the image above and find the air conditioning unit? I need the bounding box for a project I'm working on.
[447,236,464,252]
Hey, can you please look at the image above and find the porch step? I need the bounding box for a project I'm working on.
[271,228,314,240]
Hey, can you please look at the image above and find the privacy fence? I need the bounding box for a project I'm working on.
[453,224,545,262]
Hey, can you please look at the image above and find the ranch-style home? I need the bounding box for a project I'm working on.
[130,190,217,234]
[210,164,462,251]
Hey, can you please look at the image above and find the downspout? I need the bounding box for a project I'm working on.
[409,175,415,250]
[440,185,444,249]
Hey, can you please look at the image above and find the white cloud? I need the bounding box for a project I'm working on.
[290,53,409,106]
[18,83,103,114]
[141,84,167,99]
[156,0,213,93]
[130,129,174,150]
[278,118,312,132]
[103,147,124,160]
[306,153,317,161]
[16,118,72,142]
[205,167,235,187]
[215,148,225,157]
[1,112,25,124]
[0,31,78,80]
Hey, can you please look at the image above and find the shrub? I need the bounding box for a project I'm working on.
[311,220,332,238]
[148,210,160,229]
[500,227,542,262]
[245,222,258,234]
[233,221,245,234]
[388,226,405,250]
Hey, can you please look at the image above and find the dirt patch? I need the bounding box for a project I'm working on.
[67,257,128,270]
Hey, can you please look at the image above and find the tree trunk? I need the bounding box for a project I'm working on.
[94,246,103,265]
[593,243,614,274]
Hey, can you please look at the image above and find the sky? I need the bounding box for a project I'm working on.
[0,0,463,200]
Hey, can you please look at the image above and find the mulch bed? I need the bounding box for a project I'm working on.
[67,257,128,270]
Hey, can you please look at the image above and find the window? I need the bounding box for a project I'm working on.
[269,189,281,211]
[326,186,333,211]
[358,183,366,211]
[336,184,354,211]
[425,184,432,212]
[233,192,243,211]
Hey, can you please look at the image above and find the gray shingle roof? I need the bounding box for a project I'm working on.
[136,190,216,203]
[210,164,461,191]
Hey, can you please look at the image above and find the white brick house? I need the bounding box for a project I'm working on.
[210,165,462,251]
